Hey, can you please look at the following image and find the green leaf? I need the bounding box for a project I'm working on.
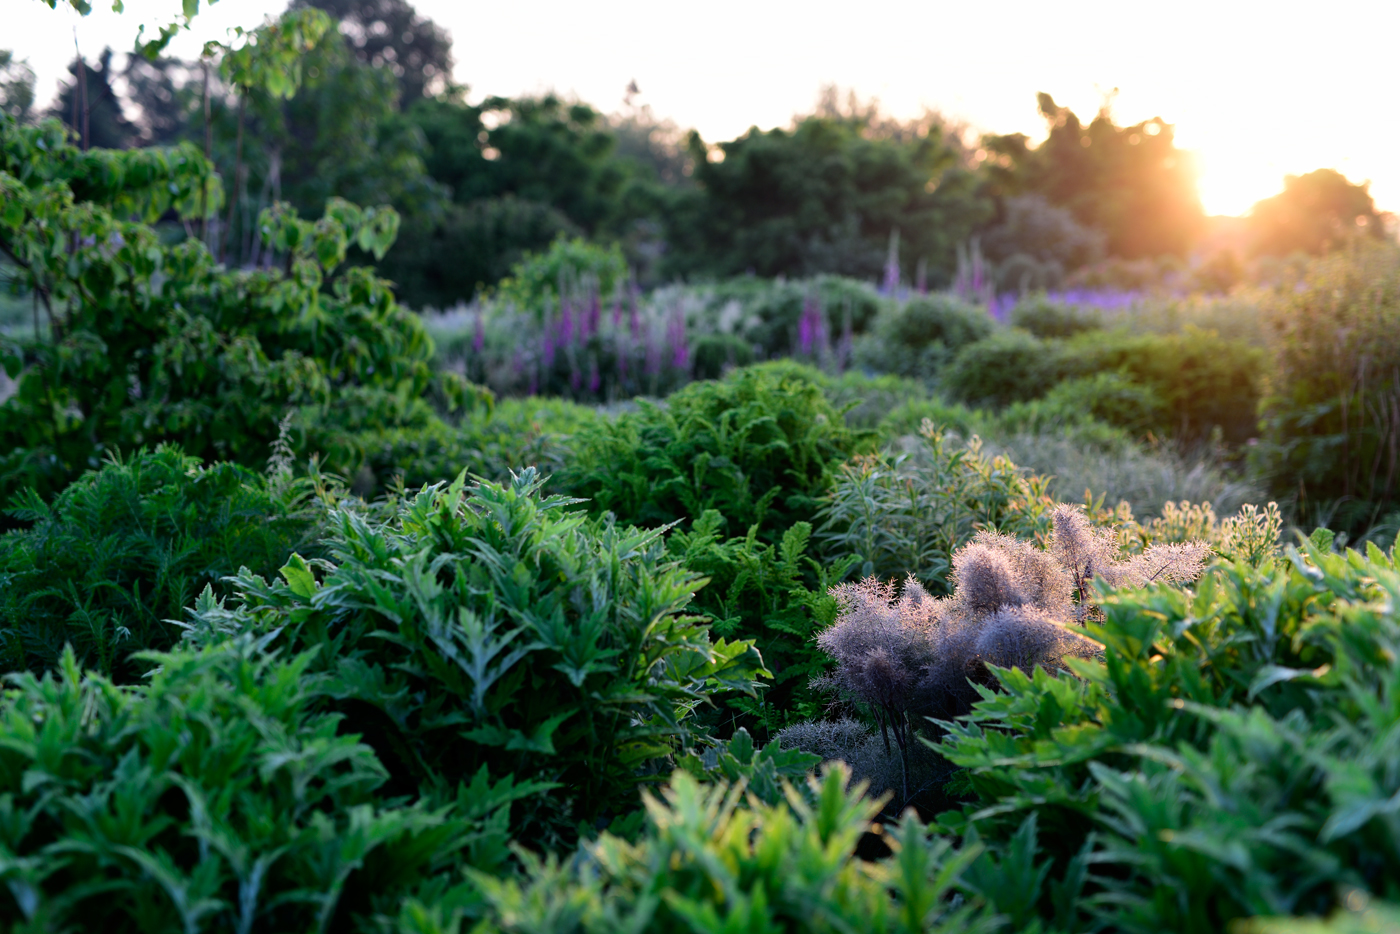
[279,554,317,600]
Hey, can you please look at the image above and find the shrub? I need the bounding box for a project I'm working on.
[1032,372,1166,435]
[816,370,932,431]
[943,326,1264,444]
[0,446,326,681]
[690,332,755,380]
[818,422,1056,591]
[560,362,873,541]
[1254,244,1400,532]
[383,197,582,310]
[459,766,985,934]
[0,639,535,932]
[338,396,597,495]
[0,117,480,506]
[940,329,1057,407]
[1007,293,1103,338]
[1056,326,1264,444]
[493,236,628,313]
[183,469,766,836]
[666,512,854,736]
[690,277,884,362]
[936,537,1400,932]
[864,293,994,379]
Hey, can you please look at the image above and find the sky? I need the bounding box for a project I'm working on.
[12,0,1399,218]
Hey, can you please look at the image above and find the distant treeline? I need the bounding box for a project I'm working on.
[1,0,1387,308]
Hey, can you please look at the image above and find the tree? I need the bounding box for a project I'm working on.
[384,93,659,305]
[120,56,196,146]
[0,51,36,123]
[983,93,1203,258]
[1247,168,1383,256]
[50,49,137,150]
[294,0,453,105]
[665,109,991,283]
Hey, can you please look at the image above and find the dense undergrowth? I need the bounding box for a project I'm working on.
[5,96,1400,933]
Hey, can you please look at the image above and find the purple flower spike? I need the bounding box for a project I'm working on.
[644,322,661,377]
[587,288,601,337]
[667,305,689,371]
[473,311,485,354]
[560,297,575,346]
[542,322,556,370]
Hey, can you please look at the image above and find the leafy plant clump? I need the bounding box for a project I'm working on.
[818,421,1056,591]
[0,114,479,507]
[1255,243,1400,532]
[465,765,986,934]
[667,512,855,736]
[0,445,328,681]
[184,469,766,839]
[936,536,1400,932]
[561,361,873,541]
[0,639,535,933]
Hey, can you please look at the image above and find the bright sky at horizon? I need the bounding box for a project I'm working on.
[11,0,1398,218]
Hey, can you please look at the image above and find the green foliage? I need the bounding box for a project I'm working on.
[1057,326,1264,444]
[561,362,873,541]
[1241,901,1400,934]
[0,638,531,932]
[1033,372,1167,435]
[185,469,765,835]
[1008,293,1103,338]
[667,109,992,283]
[347,396,597,495]
[493,236,628,313]
[1247,169,1384,257]
[690,332,756,380]
[463,766,986,934]
[0,114,474,505]
[216,9,334,100]
[936,539,1400,931]
[699,274,886,360]
[819,422,1055,591]
[1254,244,1400,532]
[942,326,1264,443]
[941,329,1056,408]
[668,512,855,734]
[385,197,580,310]
[983,93,1203,258]
[862,293,994,379]
[0,446,326,682]
[675,726,820,807]
[0,50,36,123]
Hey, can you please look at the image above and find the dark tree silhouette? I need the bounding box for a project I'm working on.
[1247,168,1384,256]
[50,48,136,149]
[294,0,452,104]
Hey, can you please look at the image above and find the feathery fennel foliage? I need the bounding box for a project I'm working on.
[0,445,327,681]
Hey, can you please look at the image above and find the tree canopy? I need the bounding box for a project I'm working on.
[983,93,1204,258]
[1247,168,1383,256]
[665,111,991,283]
